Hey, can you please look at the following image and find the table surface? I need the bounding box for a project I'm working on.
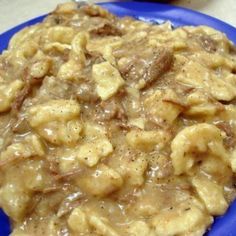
[0,0,235,34]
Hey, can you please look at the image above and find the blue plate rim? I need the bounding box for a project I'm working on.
[0,1,236,51]
[0,2,236,236]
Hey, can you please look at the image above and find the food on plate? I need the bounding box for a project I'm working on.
[0,2,236,235]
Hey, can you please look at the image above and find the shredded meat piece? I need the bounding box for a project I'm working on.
[96,97,127,121]
[198,34,217,53]
[90,22,122,36]
[117,122,132,131]
[12,70,44,112]
[0,118,15,152]
[76,82,99,103]
[118,47,173,88]
[101,100,118,120]
[1,4,236,235]
[218,98,236,106]
[215,121,236,149]
[147,48,174,84]
[54,168,83,181]
[230,44,236,56]
[12,117,30,133]
[42,186,61,194]
[57,194,84,217]
[11,83,30,112]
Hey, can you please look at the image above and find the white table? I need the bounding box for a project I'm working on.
[0,0,235,34]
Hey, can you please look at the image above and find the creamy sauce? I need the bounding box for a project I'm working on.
[0,3,236,236]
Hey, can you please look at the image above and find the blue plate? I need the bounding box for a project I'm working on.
[0,2,236,236]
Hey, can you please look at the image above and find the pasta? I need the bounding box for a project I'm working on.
[0,3,236,236]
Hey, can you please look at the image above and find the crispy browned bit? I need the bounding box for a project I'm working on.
[215,121,236,149]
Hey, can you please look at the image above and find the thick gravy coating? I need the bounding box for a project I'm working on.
[0,3,236,236]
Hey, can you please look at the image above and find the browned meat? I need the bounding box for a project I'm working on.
[76,82,99,103]
[148,155,173,179]
[198,35,217,53]
[96,97,127,121]
[215,121,236,149]
[11,117,30,134]
[11,76,43,112]
[118,47,173,88]
[103,99,126,120]
[148,48,174,84]
[11,82,31,112]
[90,22,122,36]
[230,44,236,56]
